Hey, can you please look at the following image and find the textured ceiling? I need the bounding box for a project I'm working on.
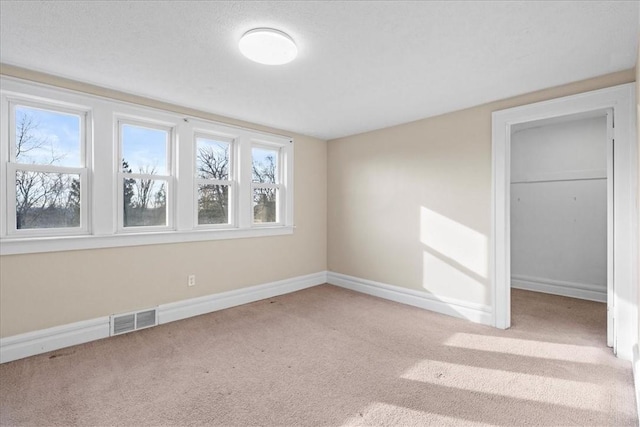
[0,1,638,140]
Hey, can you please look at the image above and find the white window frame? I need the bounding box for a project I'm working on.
[4,97,91,237]
[193,132,236,229]
[251,141,283,226]
[116,118,175,233]
[0,76,294,255]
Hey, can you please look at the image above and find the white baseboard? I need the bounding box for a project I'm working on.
[158,271,327,324]
[0,317,110,364]
[327,271,492,325]
[511,274,607,303]
[0,271,328,364]
[634,344,640,422]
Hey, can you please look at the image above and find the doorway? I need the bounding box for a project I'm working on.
[509,110,612,346]
[491,83,637,360]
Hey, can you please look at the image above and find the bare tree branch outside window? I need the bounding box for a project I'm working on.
[252,153,277,223]
[122,163,167,227]
[197,142,229,224]
[120,123,169,227]
[14,111,80,229]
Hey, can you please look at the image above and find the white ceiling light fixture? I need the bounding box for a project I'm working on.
[239,28,298,65]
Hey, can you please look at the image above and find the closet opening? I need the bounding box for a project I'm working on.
[491,83,637,360]
[509,110,613,346]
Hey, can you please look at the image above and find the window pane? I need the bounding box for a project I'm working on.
[15,170,81,229]
[123,178,167,227]
[198,184,229,225]
[15,106,81,167]
[121,124,168,175]
[196,137,230,180]
[252,147,278,184]
[253,187,277,223]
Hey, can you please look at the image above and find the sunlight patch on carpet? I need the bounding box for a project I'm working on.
[340,401,491,427]
[400,359,606,409]
[443,333,606,363]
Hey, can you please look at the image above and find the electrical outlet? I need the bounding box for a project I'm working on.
[188,274,196,287]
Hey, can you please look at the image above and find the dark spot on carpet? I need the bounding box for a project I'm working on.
[48,351,74,359]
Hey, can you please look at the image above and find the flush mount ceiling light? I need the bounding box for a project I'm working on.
[239,28,297,65]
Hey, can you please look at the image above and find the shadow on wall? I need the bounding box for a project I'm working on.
[420,206,489,310]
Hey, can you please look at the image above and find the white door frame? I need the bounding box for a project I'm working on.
[606,109,614,348]
[491,83,638,361]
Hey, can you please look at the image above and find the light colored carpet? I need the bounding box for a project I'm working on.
[0,285,636,426]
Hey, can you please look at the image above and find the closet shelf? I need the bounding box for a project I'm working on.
[511,176,606,184]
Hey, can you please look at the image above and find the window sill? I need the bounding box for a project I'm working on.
[0,226,295,255]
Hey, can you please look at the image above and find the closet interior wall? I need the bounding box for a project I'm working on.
[510,114,608,302]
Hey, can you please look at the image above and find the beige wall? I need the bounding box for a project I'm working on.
[328,69,635,307]
[0,65,327,337]
[1,63,636,338]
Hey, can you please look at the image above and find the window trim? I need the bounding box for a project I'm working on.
[10,100,89,166]
[193,132,236,229]
[251,142,283,226]
[7,163,89,237]
[116,118,175,233]
[5,98,91,237]
[0,76,294,255]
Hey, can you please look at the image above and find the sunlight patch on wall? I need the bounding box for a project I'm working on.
[444,333,605,364]
[401,359,604,409]
[420,207,487,277]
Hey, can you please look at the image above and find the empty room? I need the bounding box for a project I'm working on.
[0,1,638,426]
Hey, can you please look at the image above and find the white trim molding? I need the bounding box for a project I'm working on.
[0,317,110,364]
[0,271,327,363]
[634,344,640,422]
[511,275,607,303]
[491,83,638,361]
[1,226,294,256]
[159,271,326,324]
[327,271,492,325]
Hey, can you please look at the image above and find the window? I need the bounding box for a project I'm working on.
[7,102,88,235]
[195,135,233,226]
[1,77,294,255]
[118,121,172,230]
[252,145,280,224]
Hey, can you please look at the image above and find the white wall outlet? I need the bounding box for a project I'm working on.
[188,275,196,287]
